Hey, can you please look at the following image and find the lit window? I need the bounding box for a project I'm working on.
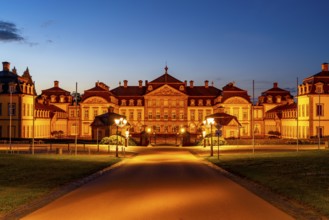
[198,99,203,106]
[316,104,324,116]
[190,99,195,106]
[84,109,89,119]
[129,99,134,106]
[206,99,211,106]
[121,99,126,106]
[129,111,134,120]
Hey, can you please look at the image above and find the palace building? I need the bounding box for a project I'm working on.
[1,61,328,143]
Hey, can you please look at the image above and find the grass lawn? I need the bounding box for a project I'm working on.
[0,153,120,216]
[207,150,329,217]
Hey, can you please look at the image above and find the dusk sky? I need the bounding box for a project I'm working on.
[1,0,329,98]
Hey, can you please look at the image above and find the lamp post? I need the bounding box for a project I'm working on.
[146,127,151,146]
[180,127,185,147]
[125,130,129,147]
[204,118,215,156]
[114,117,127,157]
[202,130,206,148]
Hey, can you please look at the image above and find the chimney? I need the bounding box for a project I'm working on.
[2,62,10,71]
[54,80,59,88]
[189,80,194,88]
[322,63,328,71]
[184,80,187,87]
[273,82,278,88]
[139,80,143,88]
[145,80,148,86]
[123,80,128,88]
[205,80,209,88]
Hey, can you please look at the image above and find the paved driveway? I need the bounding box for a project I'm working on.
[22,148,293,220]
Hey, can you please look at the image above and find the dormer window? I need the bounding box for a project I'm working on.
[179,85,184,91]
[190,99,195,106]
[276,96,281,103]
[198,99,203,106]
[50,95,56,103]
[137,99,142,106]
[121,99,127,106]
[315,83,323,93]
[60,95,65,103]
[129,99,134,106]
[148,85,153,91]
[8,83,16,93]
[206,99,211,106]
[267,96,272,103]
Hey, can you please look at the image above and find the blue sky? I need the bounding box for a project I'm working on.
[1,0,329,98]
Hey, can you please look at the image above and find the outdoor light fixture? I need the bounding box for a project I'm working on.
[146,127,151,146]
[125,130,129,147]
[114,117,127,157]
[202,130,206,148]
[203,117,215,156]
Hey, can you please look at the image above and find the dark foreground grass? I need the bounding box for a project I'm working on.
[208,150,329,217]
[0,154,120,215]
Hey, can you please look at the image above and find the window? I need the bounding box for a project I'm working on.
[148,111,152,119]
[164,99,168,106]
[171,100,176,106]
[191,110,195,121]
[121,110,126,117]
[70,110,75,117]
[243,109,248,120]
[190,99,195,106]
[206,110,211,116]
[316,104,324,116]
[84,109,89,119]
[156,99,160,106]
[50,95,56,103]
[129,111,134,120]
[129,99,134,106]
[198,99,203,106]
[206,99,211,106]
[179,111,184,120]
[60,96,65,103]
[164,111,168,120]
[137,111,142,120]
[148,85,153,91]
[121,99,126,106]
[179,100,184,107]
[179,85,184,91]
[317,126,324,138]
[137,99,142,106]
[8,103,16,116]
[233,108,239,118]
[93,109,98,118]
[172,111,176,120]
[27,104,30,116]
[156,111,160,119]
[315,84,323,93]
[198,110,203,121]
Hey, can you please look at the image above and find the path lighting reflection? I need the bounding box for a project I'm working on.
[115,117,127,157]
[203,117,215,156]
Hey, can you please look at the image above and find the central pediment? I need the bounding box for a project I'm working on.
[146,85,187,97]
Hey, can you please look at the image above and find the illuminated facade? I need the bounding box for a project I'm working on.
[1,61,328,141]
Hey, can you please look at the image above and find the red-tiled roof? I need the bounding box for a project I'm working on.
[111,86,146,96]
[186,86,221,96]
[221,83,251,103]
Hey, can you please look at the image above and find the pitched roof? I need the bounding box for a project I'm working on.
[81,82,115,102]
[221,82,251,103]
[206,112,241,126]
[149,66,183,84]
[186,86,221,96]
[91,112,126,127]
[111,86,146,97]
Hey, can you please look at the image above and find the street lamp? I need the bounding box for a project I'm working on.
[203,117,215,156]
[180,127,185,147]
[146,127,151,146]
[114,117,127,157]
[202,130,206,148]
[125,130,129,147]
